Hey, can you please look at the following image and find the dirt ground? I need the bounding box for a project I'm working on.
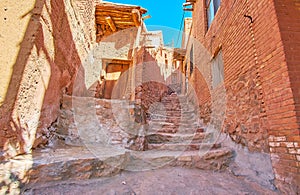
[23,167,278,195]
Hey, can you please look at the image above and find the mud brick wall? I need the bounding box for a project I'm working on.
[0,0,97,157]
[137,48,170,113]
[187,41,212,124]
[191,0,300,192]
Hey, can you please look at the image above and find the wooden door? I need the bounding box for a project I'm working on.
[103,63,129,99]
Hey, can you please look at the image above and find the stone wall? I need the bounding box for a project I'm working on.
[57,95,133,148]
[191,0,300,192]
[136,48,170,115]
[0,0,97,157]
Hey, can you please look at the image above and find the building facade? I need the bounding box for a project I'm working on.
[185,0,300,192]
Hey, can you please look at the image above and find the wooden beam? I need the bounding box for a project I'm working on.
[105,16,117,32]
[131,9,141,27]
[96,11,132,17]
[96,16,131,21]
[96,4,147,14]
[183,8,194,11]
[114,21,135,25]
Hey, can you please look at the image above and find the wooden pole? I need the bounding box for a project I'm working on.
[131,9,141,27]
[105,16,117,32]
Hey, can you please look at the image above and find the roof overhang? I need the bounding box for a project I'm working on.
[174,48,186,60]
[95,2,147,42]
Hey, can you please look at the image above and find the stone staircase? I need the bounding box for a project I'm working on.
[127,94,234,171]
[146,94,209,145]
[5,95,234,191]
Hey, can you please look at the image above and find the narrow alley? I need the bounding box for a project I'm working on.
[0,0,299,194]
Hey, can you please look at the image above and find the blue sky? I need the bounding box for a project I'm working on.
[106,0,192,47]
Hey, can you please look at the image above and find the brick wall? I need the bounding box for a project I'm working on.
[0,0,97,157]
[261,0,300,192]
[191,0,299,192]
[192,0,268,151]
[186,39,212,123]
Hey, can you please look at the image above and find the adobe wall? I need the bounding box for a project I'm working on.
[155,47,175,81]
[0,0,97,157]
[137,48,169,109]
[191,0,299,192]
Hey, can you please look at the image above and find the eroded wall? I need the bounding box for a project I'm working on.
[0,0,97,157]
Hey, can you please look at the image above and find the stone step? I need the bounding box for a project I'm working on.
[2,144,129,188]
[148,123,203,130]
[156,102,189,106]
[150,109,197,114]
[149,114,197,119]
[148,143,221,151]
[152,100,191,105]
[146,132,213,144]
[147,117,198,125]
[148,125,198,133]
[157,103,188,107]
[159,103,186,107]
[148,126,199,134]
[149,112,196,119]
[148,125,199,132]
[151,106,192,112]
[126,147,234,171]
[3,142,232,188]
[149,116,197,122]
[149,121,198,128]
[148,119,198,125]
[151,108,196,113]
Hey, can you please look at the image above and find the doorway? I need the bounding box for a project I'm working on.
[102,59,131,99]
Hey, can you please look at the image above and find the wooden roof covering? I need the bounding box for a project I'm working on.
[174,48,186,60]
[95,2,147,42]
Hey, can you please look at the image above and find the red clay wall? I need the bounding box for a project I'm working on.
[191,0,299,192]
[0,0,96,157]
[137,48,169,110]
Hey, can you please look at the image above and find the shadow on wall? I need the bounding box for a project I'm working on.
[0,0,85,157]
[136,48,172,111]
[0,0,45,158]
[191,67,212,124]
[0,0,89,193]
